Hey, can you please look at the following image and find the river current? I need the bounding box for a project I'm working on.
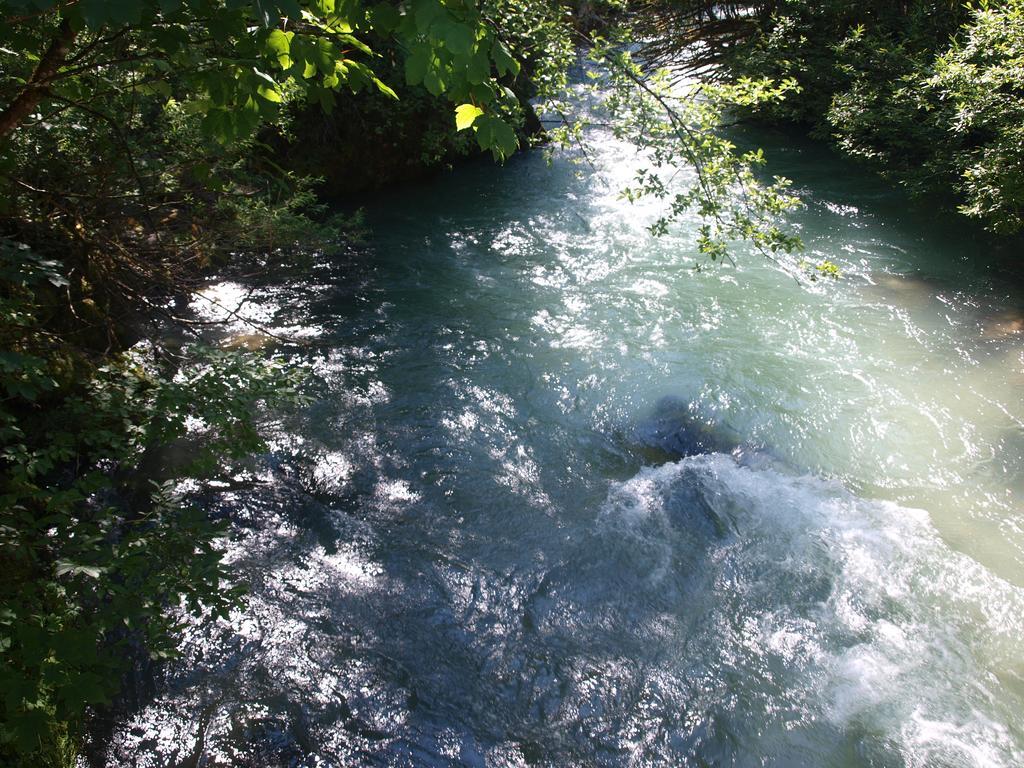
[99,128,1024,766]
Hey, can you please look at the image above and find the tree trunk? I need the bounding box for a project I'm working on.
[0,18,77,139]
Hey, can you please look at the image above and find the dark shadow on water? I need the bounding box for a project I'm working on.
[729,123,1024,292]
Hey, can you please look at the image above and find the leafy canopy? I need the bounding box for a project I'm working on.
[1,0,524,158]
[725,0,1024,233]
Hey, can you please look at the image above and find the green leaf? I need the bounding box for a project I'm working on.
[423,67,445,96]
[413,0,442,32]
[474,115,518,160]
[180,98,213,115]
[404,45,431,85]
[455,103,484,131]
[314,37,338,75]
[201,108,232,142]
[372,77,399,100]
[492,40,520,78]
[265,29,294,69]
[470,81,496,104]
[440,20,475,56]
[257,84,283,103]
[55,561,104,579]
[467,50,491,85]
[338,33,372,57]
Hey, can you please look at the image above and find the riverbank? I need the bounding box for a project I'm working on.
[4,3,1023,763]
[719,0,1024,236]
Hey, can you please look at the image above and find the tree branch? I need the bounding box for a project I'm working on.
[0,18,78,139]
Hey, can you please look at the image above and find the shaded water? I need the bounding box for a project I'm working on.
[101,130,1024,766]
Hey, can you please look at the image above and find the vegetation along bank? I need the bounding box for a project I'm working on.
[2,0,1022,764]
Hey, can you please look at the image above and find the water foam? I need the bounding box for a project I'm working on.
[599,454,1024,765]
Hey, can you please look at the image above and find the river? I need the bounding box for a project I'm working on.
[99,126,1024,766]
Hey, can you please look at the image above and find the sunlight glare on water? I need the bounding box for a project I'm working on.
[100,127,1024,767]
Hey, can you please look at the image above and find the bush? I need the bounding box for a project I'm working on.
[928,0,1024,232]
[728,0,1024,234]
[0,239,306,763]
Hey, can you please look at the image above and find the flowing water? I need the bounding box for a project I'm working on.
[100,128,1024,766]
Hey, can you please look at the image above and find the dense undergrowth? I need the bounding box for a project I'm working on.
[724,0,1024,234]
[0,111,320,762]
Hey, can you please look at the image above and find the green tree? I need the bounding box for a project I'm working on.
[720,0,1024,234]
[928,0,1024,233]
[0,237,308,761]
[0,0,527,157]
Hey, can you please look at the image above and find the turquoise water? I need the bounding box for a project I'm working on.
[101,129,1024,766]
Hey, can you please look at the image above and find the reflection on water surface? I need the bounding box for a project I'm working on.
[99,131,1024,766]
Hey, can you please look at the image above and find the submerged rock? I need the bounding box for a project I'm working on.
[981,309,1024,340]
[630,396,791,473]
[863,271,941,301]
[222,331,276,351]
[632,396,743,460]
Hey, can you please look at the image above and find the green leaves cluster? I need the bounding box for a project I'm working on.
[0,241,307,762]
[0,0,526,158]
[928,0,1024,232]
[728,0,1024,234]
[398,0,523,158]
[554,36,803,267]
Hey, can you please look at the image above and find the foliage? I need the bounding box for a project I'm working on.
[1,48,354,327]
[728,0,1024,234]
[0,239,306,762]
[928,0,1024,233]
[273,36,484,196]
[544,31,803,266]
[0,0,527,158]
[484,0,576,120]
[799,257,841,279]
